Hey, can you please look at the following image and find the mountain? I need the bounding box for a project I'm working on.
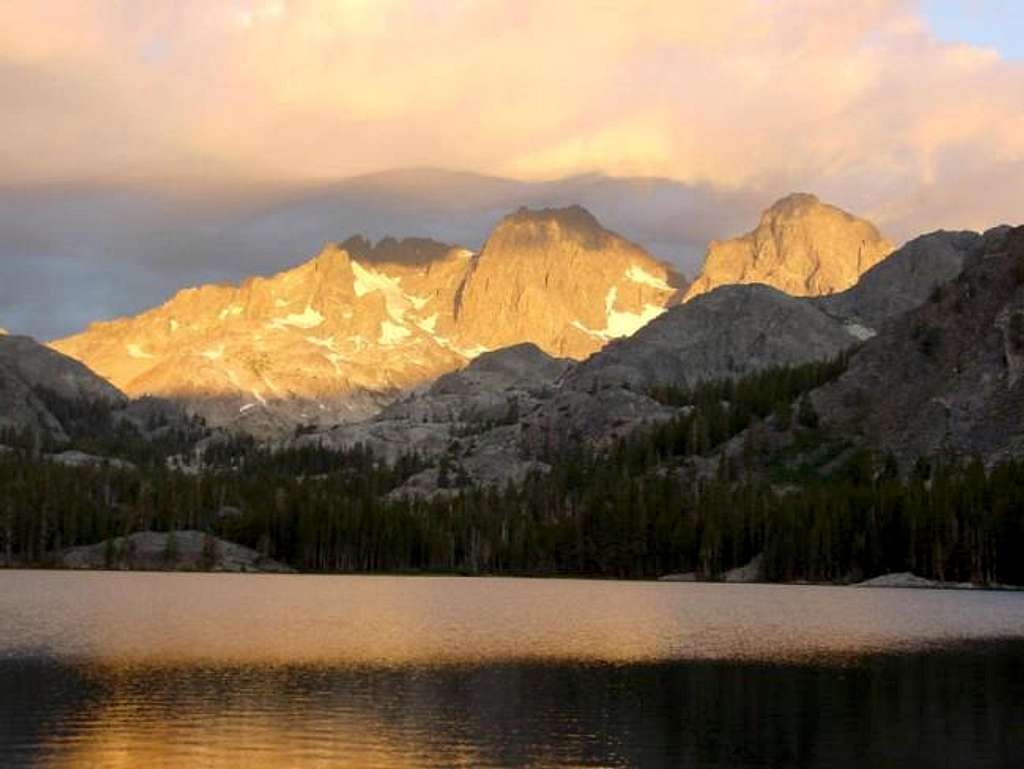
[815,230,981,330]
[304,341,675,495]
[51,207,681,432]
[561,224,975,395]
[3,170,766,342]
[685,193,892,300]
[306,343,577,489]
[0,334,125,440]
[453,206,684,358]
[564,284,859,392]
[51,238,473,434]
[809,225,1024,465]
[302,222,988,494]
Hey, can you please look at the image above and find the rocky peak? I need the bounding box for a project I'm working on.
[487,205,608,249]
[452,206,683,358]
[685,193,892,300]
[0,334,124,405]
[761,192,824,218]
[49,206,683,434]
[288,243,355,296]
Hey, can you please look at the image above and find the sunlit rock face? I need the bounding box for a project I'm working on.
[684,193,892,301]
[51,207,682,433]
[50,240,472,433]
[453,206,685,358]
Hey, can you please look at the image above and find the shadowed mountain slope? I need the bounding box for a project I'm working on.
[811,225,1024,464]
[0,334,125,441]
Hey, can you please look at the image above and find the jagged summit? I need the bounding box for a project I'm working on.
[454,206,683,358]
[483,205,631,254]
[51,206,680,432]
[764,191,822,215]
[504,203,603,229]
[685,193,892,300]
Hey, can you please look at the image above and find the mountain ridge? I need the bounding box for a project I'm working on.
[50,205,683,432]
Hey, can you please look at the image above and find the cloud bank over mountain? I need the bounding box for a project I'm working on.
[1,1,1022,337]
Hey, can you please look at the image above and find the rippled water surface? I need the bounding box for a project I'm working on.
[1,570,1023,768]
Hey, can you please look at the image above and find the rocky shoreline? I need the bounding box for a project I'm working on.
[658,569,1021,591]
[56,530,293,574]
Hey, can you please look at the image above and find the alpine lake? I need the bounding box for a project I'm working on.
[2,570,1022,768]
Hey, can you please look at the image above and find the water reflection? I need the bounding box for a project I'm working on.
[2,571,1024,667]
[3,653,1023,769]
[1,571,1023,768]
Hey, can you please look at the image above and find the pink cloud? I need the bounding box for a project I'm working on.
[0,0,1021,239]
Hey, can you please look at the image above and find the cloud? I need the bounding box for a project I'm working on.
[1,2,1021,188]
[0,1,1022,337]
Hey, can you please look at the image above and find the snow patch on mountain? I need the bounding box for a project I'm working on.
[305,335,337,350]
[126,343,155,360]
[352,260,401,298]
[379,320,412,345]
[417,314,439,334]
[573,288,666,341]
[626,264,672,291]
[447,342,490,359]
[351,261,430,323]
[268,305,325,330]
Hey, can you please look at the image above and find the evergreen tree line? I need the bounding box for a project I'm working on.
[1,442,1022,584]
[0,356,1021,585]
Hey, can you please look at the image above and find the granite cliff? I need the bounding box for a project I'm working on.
[685,193,892,300]
[52,207,683,433]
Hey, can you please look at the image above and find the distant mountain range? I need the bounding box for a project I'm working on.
[4,191,1023,584]
[302,223,993,495]
[47,193,883,434]
[3,190,1020,487]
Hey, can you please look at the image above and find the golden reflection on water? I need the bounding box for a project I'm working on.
[39,698,487,769]
[2,571,1024,668]
[3,571,1024,769]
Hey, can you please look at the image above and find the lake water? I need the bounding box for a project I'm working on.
[1,571,1022,768]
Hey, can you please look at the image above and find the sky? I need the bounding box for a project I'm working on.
[1,0,1023,339]
[924,0,1024,58]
